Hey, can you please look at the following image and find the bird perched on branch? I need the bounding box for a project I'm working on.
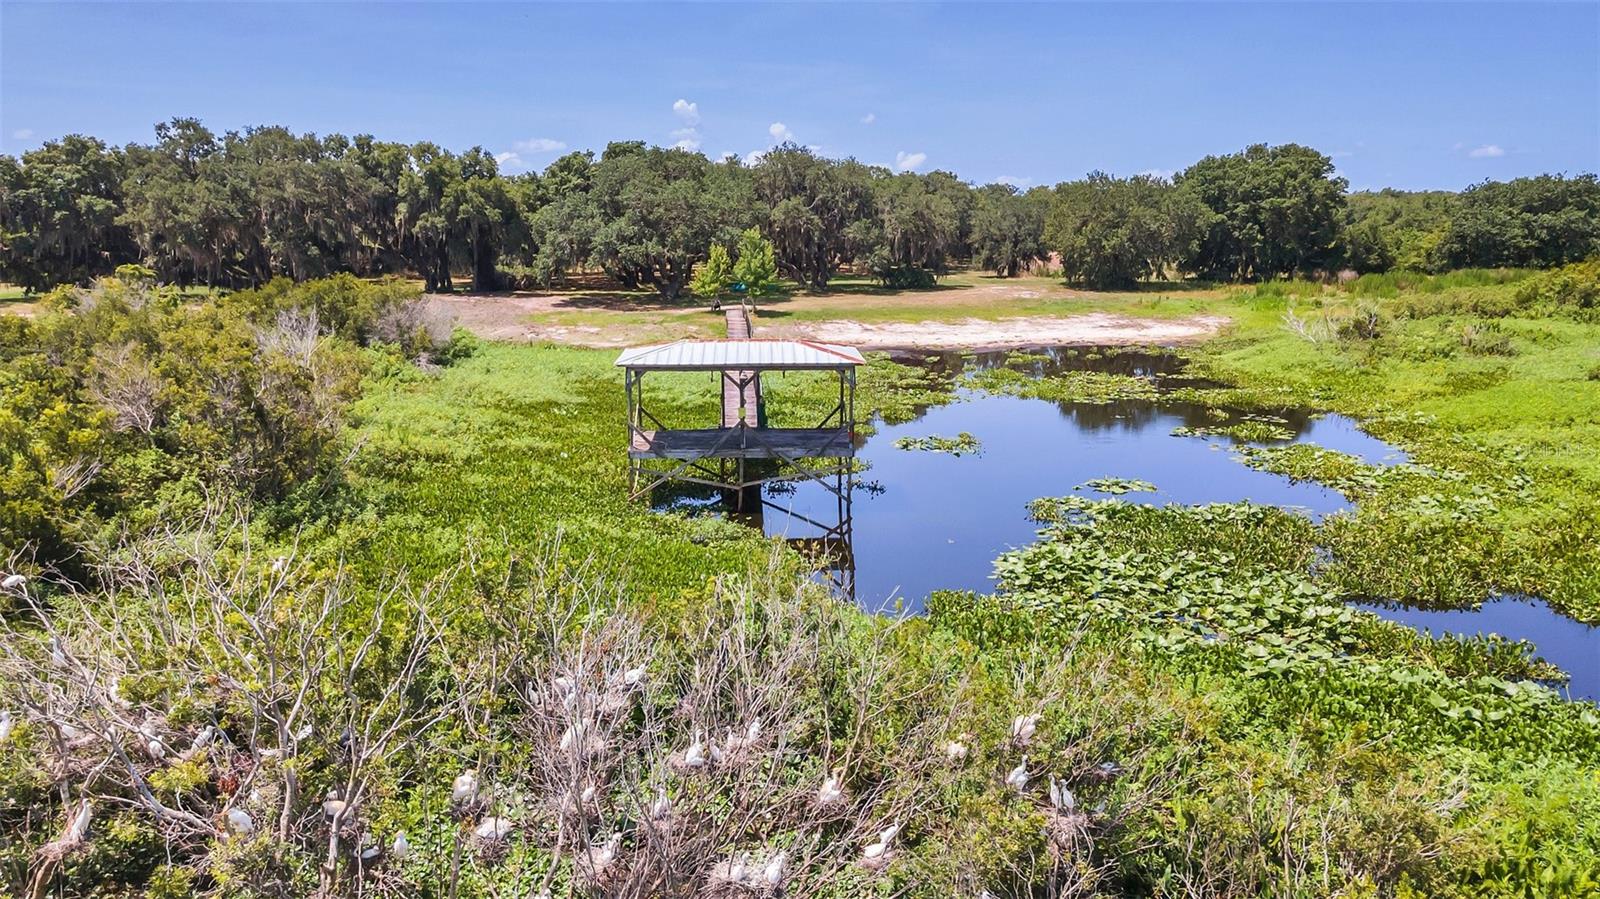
[670,730,711,773]
[817,766,847,808]
[1010,713,1040,747]
[860,824,898,872]
[1005,761,1030,793]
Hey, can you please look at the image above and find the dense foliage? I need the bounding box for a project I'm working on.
[1043,173,1206,288]
[0,270,452,576]
[6,123,1598,298]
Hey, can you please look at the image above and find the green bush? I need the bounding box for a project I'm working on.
[1515,258,1600,321]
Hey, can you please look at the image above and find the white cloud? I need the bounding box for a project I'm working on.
[671,128,702,152]
[11,128,34,140]
[768,122,794,143]
[860,112,876,125]
[994,175,1032,188]
[672,99,700,125]
[1467,144,1505,158]
[743,149,767,167]
[1137,168,1176,180]
[495,151,525,170]
[894,151,927,172]
[514,137,566,153]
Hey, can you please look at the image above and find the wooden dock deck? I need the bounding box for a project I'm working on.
[629,426,853,460]
[721,304,760,428]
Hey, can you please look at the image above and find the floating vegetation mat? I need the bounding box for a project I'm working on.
[1075,477,1158,495]
[893,432,982,456]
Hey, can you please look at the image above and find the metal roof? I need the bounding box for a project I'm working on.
[615,339,865,370]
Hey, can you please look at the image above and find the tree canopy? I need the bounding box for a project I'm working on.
[1176,143,1348,280]
[4,123,1598,297]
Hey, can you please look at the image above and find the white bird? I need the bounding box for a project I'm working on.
[146,738,167,761]
[359,842,383,863]
[247,788,262,804]
[322,790,348,820]
[683,731,709,769]
[391,831,411,859]
[1011,713,1040,745]
[475,816,514,840]
[552,675,576,697]
[1048,776,1076,812]
[559,721,585,752]
[622,664,647,687]
[725,853,749,883]
[64,799,91,843]
[817,767,846,806]
[0,711,14,742]
[182,725,216,759]
[1005,761,1030,793]
[649,787,672,820]
[585,832,621,872]
[762,849,788,887]
[293,723,313,742]
[226,807,255,836]
[722,718,763,757]
[50,636,67,668]
[862,825,897,868]
[2,573,26,590]
[452,770,479,804]
[944,740,969,762]
[270,557,288,574]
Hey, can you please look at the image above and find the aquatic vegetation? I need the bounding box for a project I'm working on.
[1075,477,1157,495]
[1171,420,1296,442]
[1236,443,1397,496]
[965,366,1159,404]
[894,432,982,456]
[942,497,1600,759]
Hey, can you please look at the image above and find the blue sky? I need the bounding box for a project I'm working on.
[2,2,1595,191]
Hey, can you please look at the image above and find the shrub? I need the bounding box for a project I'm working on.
[871,264,939,289]
[1514,258,1600,321]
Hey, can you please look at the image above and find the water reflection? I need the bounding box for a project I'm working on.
[763,390,1357,612]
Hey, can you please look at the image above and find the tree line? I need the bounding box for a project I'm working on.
[2,118,1597,295]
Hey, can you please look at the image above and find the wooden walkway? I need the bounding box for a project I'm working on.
[721,304,761,428]
[630,426,853,460]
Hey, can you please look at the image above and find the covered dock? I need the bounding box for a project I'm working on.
[617,339,864,497]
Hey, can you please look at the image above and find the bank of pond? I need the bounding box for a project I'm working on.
[655,346,1599,705]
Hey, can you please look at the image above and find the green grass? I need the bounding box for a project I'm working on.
[1177,291,1600,620]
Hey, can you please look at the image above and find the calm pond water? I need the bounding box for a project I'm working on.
[756,349,1401,611]
[658,347,1597,702]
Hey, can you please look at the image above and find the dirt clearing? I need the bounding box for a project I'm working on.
[751,313,1227,350]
